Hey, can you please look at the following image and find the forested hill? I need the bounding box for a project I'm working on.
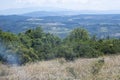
[0,27,120,65]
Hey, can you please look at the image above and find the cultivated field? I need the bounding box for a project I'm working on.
[0,55,120,80]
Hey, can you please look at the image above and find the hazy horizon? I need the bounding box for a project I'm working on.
[1,0,120,10]
[1,0,120,15]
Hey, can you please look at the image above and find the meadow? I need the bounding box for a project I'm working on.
[0,55,120,80]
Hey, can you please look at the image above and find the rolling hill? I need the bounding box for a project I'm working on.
[0,14,120,38]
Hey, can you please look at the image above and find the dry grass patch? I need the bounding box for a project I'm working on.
[0,55,120,80]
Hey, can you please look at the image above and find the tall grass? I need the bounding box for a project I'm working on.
[0,55,120,80]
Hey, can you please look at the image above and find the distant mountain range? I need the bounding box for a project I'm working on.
[23,11,81,17]
[1,7,120,16]
[0,8,120,38]
[0,7,70,15]
[23,10,120,17]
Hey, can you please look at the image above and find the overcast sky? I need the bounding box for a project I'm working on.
[0,0,120,11]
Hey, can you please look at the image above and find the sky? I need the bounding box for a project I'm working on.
[0,0,120,11]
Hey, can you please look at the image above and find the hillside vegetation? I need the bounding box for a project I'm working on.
[0,27,120,64]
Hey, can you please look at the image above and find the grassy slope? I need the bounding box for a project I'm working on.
[0,55,120,80]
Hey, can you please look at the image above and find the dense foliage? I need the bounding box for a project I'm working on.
[0,27,120,64]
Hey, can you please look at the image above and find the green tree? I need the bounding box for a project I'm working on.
[65,28,90,42]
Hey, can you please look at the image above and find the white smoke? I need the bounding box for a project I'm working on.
[0,42,20,65]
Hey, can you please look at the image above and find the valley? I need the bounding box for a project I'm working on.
[0,14,120,38]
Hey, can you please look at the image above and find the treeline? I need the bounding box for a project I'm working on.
[0,27,120,64]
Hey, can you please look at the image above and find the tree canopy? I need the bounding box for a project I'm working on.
[0,27,120,64]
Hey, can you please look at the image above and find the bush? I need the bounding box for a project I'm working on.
[0,27,119,64]
[73,43,103,58]
[56,45,76,61]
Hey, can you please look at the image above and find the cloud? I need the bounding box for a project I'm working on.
[17,0,89,5]
[1,0,120,10]
[16,0,93,10]
[17,0,42,4]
